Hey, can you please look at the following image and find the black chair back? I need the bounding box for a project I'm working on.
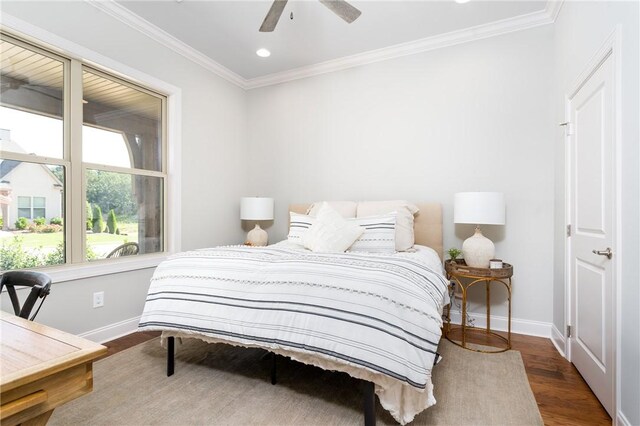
[0,271,52,321]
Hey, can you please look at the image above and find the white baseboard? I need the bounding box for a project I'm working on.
[551,324,567,358]
[78,316,141,343]
[616,410,632,426]
[448,311,551,338]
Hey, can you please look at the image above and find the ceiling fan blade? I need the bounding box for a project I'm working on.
[319,0,361,24]
[259,0,289,32]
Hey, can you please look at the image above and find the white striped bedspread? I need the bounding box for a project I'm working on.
[138,244,449,424]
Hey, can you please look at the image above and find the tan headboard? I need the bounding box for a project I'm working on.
[288,203,443,260]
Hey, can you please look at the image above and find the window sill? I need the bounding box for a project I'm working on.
[39,253,169,283]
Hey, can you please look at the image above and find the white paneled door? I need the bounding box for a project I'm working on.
[568,52,615,416]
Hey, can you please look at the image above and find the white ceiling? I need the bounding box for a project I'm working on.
[116,1,548,80]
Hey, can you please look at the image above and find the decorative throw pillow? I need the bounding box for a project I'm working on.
[303,203,364,253]
[348,213,397,253]
[306,201,357,218]
[356,201,420,251]
[287,212,316,244]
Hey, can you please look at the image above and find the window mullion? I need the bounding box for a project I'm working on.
[0,152,69,167]
[82,162,166,179]
[68,60,84,264]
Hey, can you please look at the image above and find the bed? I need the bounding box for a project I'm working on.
[138,203,448,425]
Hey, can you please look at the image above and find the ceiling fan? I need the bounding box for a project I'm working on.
[259,0,362,32]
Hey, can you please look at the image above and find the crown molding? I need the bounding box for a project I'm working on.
[86,0,563,91]
[245,2,560,89]
[85,0,246,89]
[545,0,565,23]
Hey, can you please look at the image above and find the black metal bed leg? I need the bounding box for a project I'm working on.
[167,336,175,377]
[363,381,376,426]
[270,353,277,385]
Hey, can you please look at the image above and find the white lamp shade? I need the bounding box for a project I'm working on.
[454,192,505,225]
[240,197,274,220]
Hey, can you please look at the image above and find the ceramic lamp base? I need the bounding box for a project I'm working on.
[462,227,495,268]
[247,224,268,246]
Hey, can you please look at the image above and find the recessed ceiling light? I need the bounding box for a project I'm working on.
[256,48,271,58]
[455,0,471,3]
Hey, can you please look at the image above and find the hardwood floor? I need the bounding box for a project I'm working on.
[100,330,160,360]
[102,331,611,425]
[507,333,610,425]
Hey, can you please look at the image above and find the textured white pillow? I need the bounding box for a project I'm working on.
[356,201,419,251]
[348,213,397,253]
[303,203,364,253]
[306,201,357,218]
[287,212,316,244]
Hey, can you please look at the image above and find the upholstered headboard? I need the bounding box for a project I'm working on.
[288,203,443,260]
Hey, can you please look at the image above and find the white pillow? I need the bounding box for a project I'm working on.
[303,203,364,253]
[306,201,357,218]
[348,212,397,254]
[287,212,316,244]
[356,201,419,251]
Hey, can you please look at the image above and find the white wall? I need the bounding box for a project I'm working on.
[247,27,556,326]
[552,1,640,424]
[4,268,154,337]
[0,1,248,336]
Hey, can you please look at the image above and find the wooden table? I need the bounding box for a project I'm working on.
[0,311,107,426]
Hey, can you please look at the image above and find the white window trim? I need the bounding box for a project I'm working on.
[1,13,182,283]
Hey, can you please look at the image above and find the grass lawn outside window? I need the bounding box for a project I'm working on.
[0,222,139,259]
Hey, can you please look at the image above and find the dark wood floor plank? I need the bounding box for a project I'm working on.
[99,330,160,360]
[101,330,611,425]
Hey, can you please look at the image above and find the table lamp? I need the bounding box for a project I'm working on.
[454,192,505,268]
[241,197,274,246]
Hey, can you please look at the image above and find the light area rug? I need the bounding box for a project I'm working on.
[50,337,543,425]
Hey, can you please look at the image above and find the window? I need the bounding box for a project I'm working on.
[33,197,46,218]
[82,68,165,260]
[17,196,32,219]
[15,196,46,219]
[0,33,167,272]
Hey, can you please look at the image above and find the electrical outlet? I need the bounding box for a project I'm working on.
[93,291,104,308]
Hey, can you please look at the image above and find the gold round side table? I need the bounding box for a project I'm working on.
[444,260,513,353]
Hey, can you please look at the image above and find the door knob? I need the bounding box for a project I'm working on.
[592,247,613,259]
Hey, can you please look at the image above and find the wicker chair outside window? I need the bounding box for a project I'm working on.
[0,271,52,321]
[106,242,139,258]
